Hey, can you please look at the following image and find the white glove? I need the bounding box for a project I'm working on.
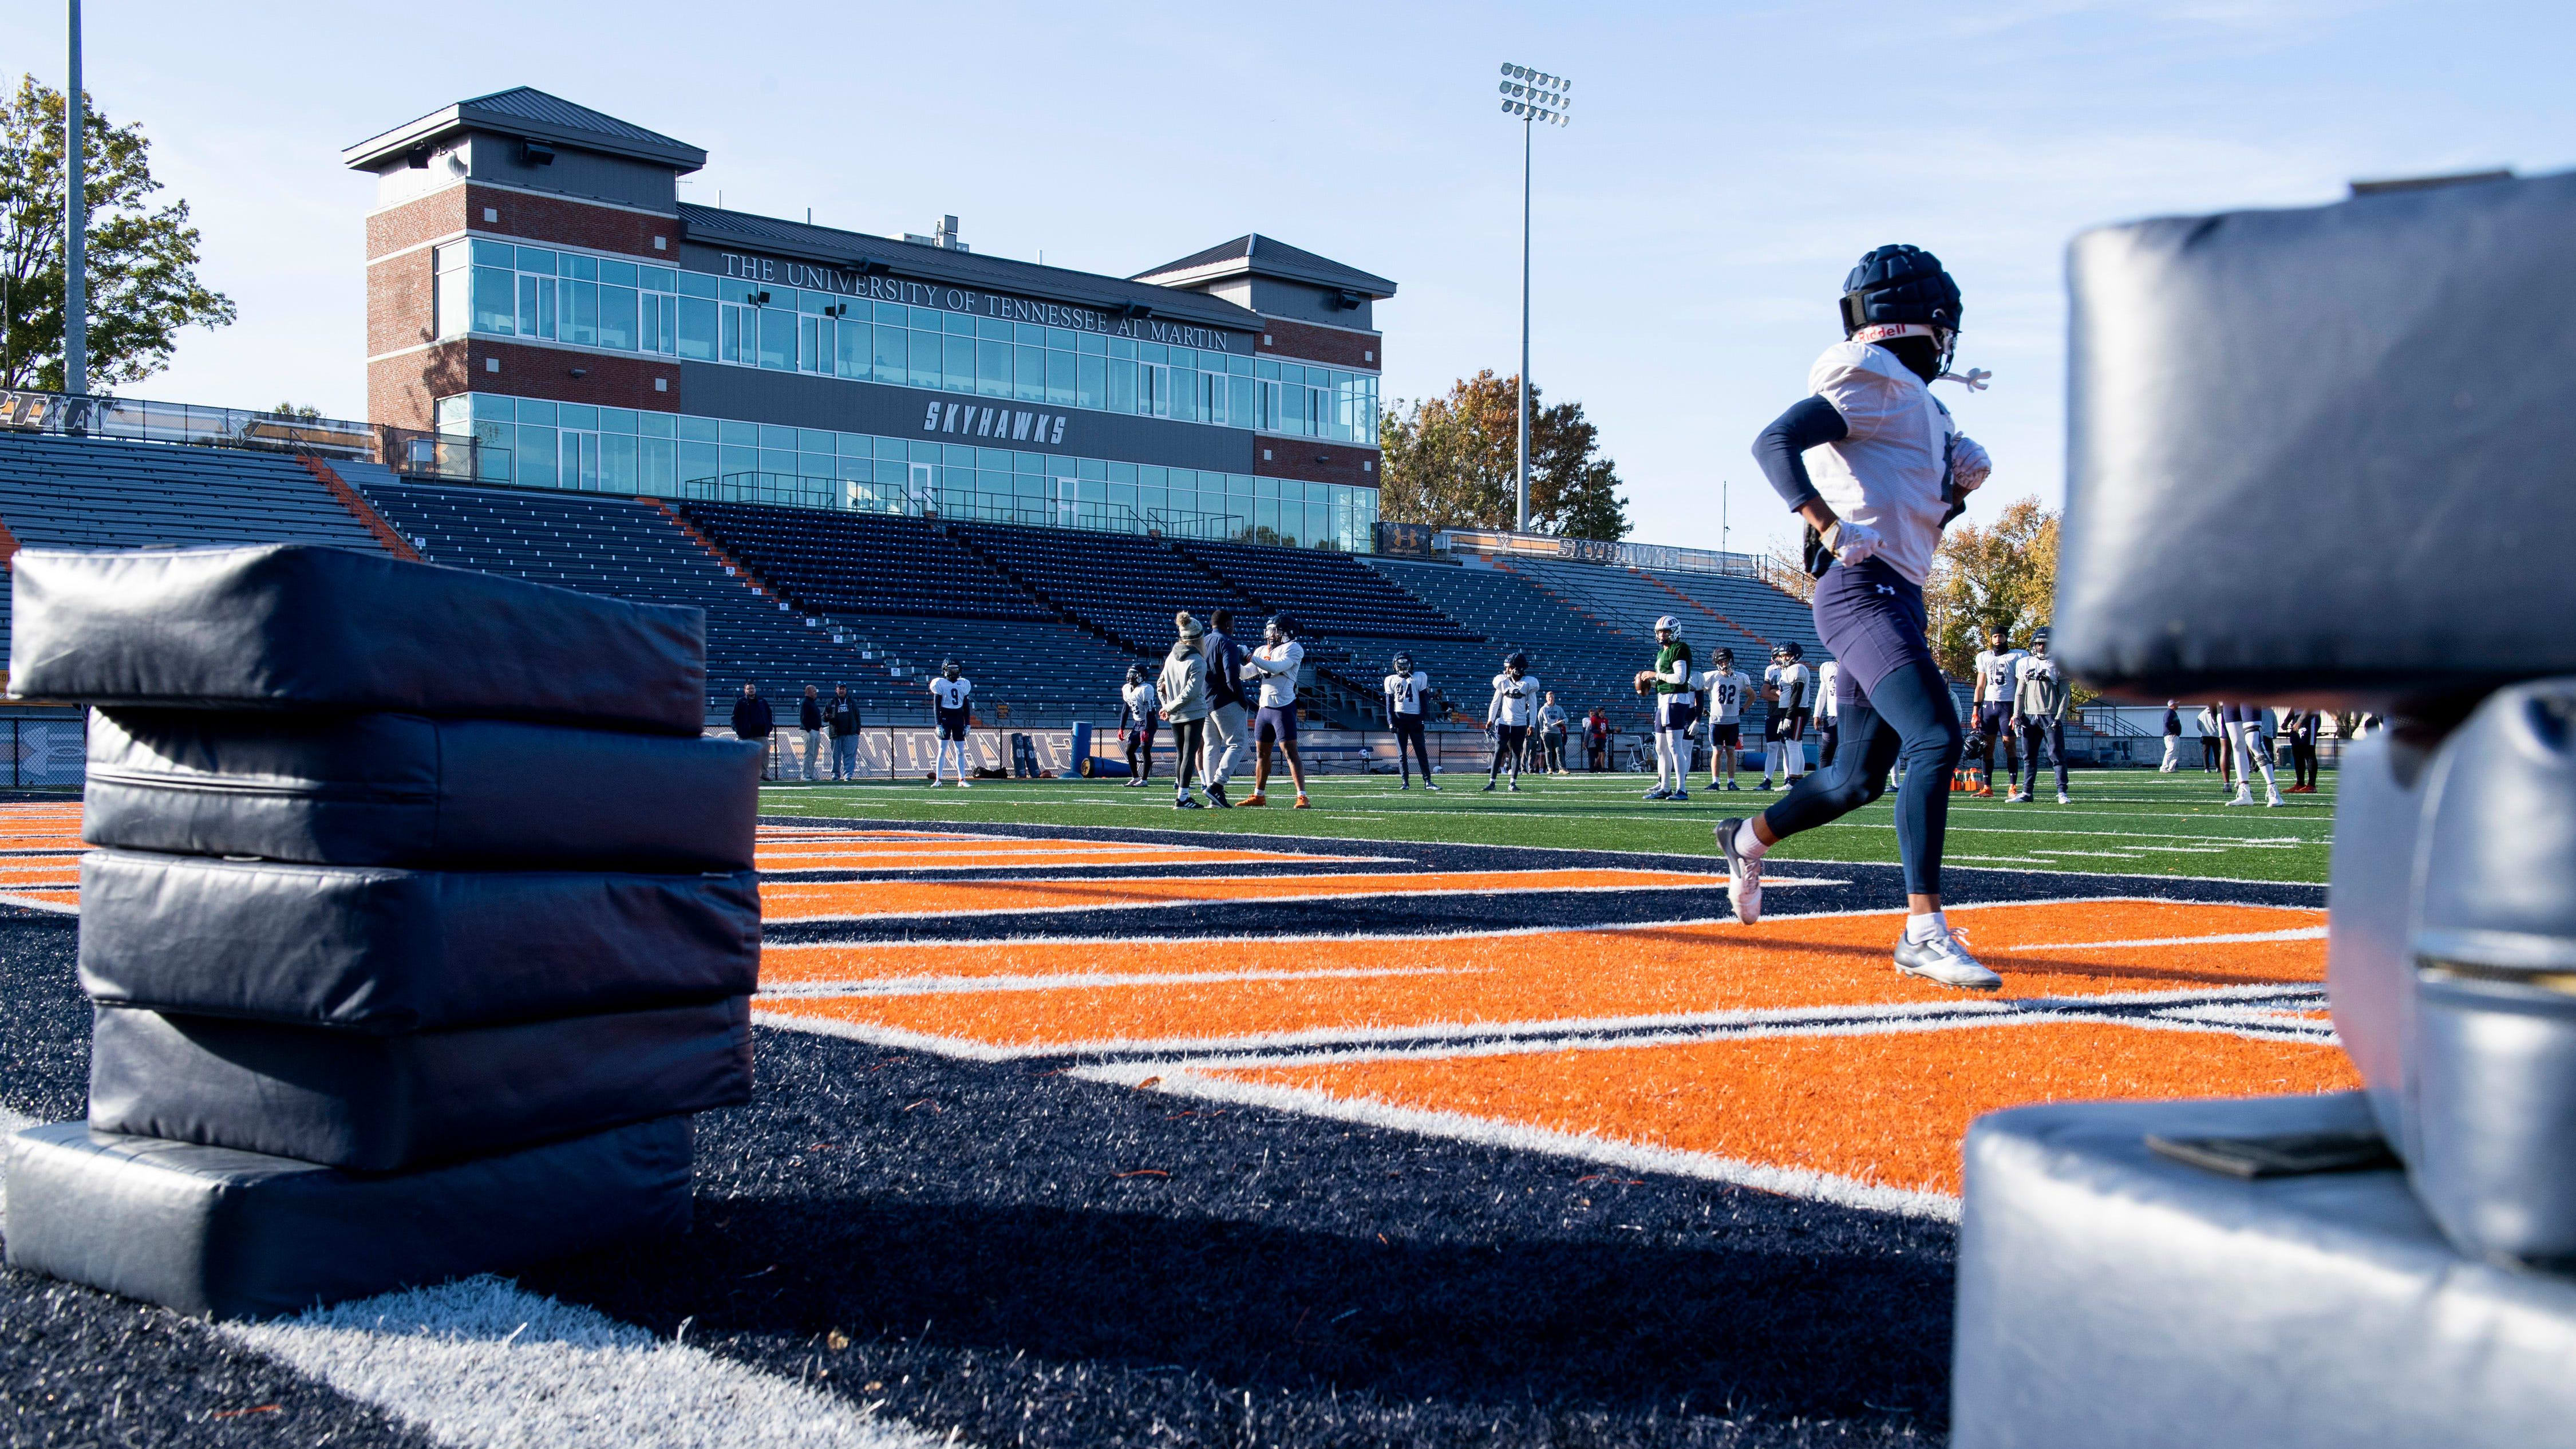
[1951,435,1993,493]
[1827,519,1882,564]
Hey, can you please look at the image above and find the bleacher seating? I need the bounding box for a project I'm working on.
[677,502,1050,621]
[0,432,390,658]
[1179,540,1479,642]
[952,522,1256,656]
[1512,558,1819,663]
[1362,558,1667,731]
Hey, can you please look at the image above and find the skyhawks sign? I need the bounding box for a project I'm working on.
[924,400,1069,444]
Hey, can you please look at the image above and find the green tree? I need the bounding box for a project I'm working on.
[1925,496,2059,680]
[1,75,234,392]
[1377,370,1631,540]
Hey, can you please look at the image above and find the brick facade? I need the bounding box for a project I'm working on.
[364,183,674,263]
[1253,440,1377,491]
[1257,316,1380,372]
[368,339,677,434]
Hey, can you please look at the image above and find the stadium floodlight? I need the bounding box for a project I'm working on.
[1494,62,1572,531]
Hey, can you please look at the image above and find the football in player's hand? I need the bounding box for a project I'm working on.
[1632,670,1656,694]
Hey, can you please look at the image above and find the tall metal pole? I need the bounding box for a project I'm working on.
[63,0,86,398]
[1515,110,1531,533]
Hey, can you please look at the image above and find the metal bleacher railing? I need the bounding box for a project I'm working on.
[679,470,1251,544]
[0,387,495,480]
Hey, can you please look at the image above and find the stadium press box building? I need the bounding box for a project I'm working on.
[347,87,1394,552]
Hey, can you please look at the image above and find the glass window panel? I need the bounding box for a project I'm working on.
[679,439,718,484]
[837,320,868,378]
[1168,348,1194,371]
[1078,332,1107,356]
[799,290,829,315]
[1170,368,1198,422]
[1078,456,1107,481]
[639,265,675,291]
[907,306,941,329]
[517,425,558,485]
[596,406,637,433]
[1229,354,1254,376]
[561,281,597,345]
[1139,485,1165,516]
[676,297,717,360]
[722,278,761,306]
[1256,498,1279,539]
[1076,355,1106,410]
[1013,345,1044,402]
[677,413,716,443]
[557,404,598,430]
[468,238,513,265]
[639,436,677,493]
[597,285,637,350]
[602,432,638,491]
[717,419,758,447]
[1228,374,1253,428]
[875,301,908,325]
[793,428,831,452]
[718,443,757,477]
[800,450,833,479]
[760,447,796,473]
[1255,358,1278,381]
[756,425,793,449]
[941,443,974,467]
[1045,351,1075,407]
[596,258,637,287]
[516,275,539,337]
[904,330,937,386]
[516,398,557,426]
[1109,336,1135,359]
[943,335,977,392]
[758,307,796,369]
[876,459,909,484]
[872,326,907,385]
[471,267,515,333]
[975,317,1010,341]
[1140,342,1167,364]
[637,412,675,439]
[836,453,870,481]
[947,313,978,335]
[560,253,596,281]
[679,272,718,298]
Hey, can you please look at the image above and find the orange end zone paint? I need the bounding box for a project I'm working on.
[757,900,2328,1051]
[758,868,1725,924]
[1209,1021,2362,1197]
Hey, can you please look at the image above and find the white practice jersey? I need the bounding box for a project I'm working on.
[1805,340,1978,587]
[1121,681,1159,721]
[1817,660,1840,719]
[1772,663,1814,714]
[1244,639,1303,709]
[929,677,973,711]
[1383,670,1432,716]
[1973,647,2027,706]
[1488,672,1543,727]
[2014,653,2069,719]
[1699,669,1753,723]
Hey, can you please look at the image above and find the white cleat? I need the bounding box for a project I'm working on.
[2226,788,2254,807]
[2056,791,2071,806]
[1716,818,1762,925]
[1894,927,2002,991]
[2266,789,2284,807]
[2006,791,2030,803]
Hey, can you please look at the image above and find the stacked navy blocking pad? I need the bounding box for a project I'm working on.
[1950,170,2576,1446]
[0,544,763,1319]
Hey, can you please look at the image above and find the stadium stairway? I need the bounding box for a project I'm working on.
[0,432,395,661]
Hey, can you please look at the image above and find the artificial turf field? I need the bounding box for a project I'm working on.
[0,766,2349,1447]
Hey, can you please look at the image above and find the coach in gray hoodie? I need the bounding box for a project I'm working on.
[1157,613,1211,810]
[1199,606,1248,808]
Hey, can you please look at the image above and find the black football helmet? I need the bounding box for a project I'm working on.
[941,660,961,679]
[1504,650,1530,674]
[1392,652,1414,675]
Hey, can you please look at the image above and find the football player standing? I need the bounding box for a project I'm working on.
[1485,652,1542,792]
[1967,626,2025,796]
[1384,652,1439,791]
[1700,647,1753,791]
[1718,243,1998,990]
[1638,617,1697,800]
[1240,614,1312,810]
[1815,656,1842,769]
[929,661,974,788]
[2009,626,2071,804]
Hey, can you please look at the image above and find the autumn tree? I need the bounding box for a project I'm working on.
[1,76,234,391]
[1377,370,1630,540]
[1926,496,2059,680]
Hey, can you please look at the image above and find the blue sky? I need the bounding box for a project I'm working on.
[8,1,2569,558]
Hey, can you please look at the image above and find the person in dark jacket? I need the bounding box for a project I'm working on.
[797,685,825,783]
[826,685,863,781]
[1199,607,1249,807]
[730,682,776,780]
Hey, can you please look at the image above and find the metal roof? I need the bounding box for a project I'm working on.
[1132,234,1397,298]
[679,206,1262,331]
[342,88,707,172]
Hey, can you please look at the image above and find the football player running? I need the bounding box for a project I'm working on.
[1700,647,1753,791]
[1967,626,2025,797]
[1718,243,1999,991]
[1638,616,1697,801]
[1384,652,1439,790]
[1485,652,1542,791]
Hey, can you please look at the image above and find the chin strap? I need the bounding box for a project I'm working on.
[1938,368,1992,391]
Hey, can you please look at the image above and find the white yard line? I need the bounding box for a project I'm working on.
[761,964,1473,998]
[2006,926,2327,951]
[222,1276,952,1448]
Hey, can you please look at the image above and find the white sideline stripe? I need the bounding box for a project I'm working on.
[2006,927,2328,951]
[220,1276,953,1449]
[0,891,78,915]
[762,964,1471,998]
[1075,1067,1962,1222]
[762,853,1400,876]
[763,875,1788,926]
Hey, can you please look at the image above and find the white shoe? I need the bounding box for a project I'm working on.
[2266,789,2283,807]
[2056,791,2071,806]
[1715,818,1762,925]
[2006,791,2030,803]
[958,780,973,789]
[2227,788,2254,806]
[1894,927,2002,991]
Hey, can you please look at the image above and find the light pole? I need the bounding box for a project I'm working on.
[65,0,86,399]
[1496,64,1568,534]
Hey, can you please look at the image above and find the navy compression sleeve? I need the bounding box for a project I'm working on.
[1750,396,1850,510]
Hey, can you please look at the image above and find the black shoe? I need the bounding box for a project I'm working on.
[1483,781,1498,791]
[1207,783,1231,808]
[1174,794,1206,809]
